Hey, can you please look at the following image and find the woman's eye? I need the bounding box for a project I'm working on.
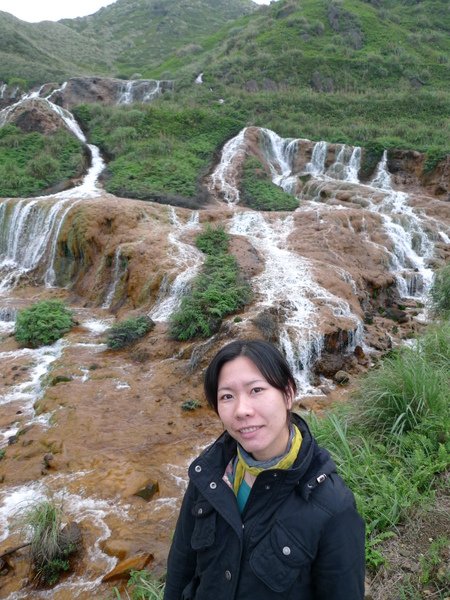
[252,387,264,394]
[219,393,233,401]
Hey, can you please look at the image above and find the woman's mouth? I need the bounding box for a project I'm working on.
[239,426,262,434]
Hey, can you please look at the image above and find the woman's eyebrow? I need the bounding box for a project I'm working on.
[218,379,265,391]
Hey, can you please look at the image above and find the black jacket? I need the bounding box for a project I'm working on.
[164,415,365,600]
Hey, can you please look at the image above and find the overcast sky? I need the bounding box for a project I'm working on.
[0,0,273,23]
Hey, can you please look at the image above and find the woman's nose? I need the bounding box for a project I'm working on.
[234,395,254,418]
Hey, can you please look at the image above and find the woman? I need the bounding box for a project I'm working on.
[164,340,365,600]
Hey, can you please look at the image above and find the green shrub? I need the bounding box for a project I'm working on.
[181,399,201,411]
[19,499,77,585]
[106,315,155,349]
[429,264,450,318]
[241,156,298,211]
[170,227,252,340]
[15,300,73,348]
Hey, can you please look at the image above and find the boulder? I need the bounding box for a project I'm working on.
[333,371,350,385]
[133,480,159,501]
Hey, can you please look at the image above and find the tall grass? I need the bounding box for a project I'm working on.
[311,321,450,569]
[429,263,450,319]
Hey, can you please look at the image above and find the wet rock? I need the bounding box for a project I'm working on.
[102,553,154,582]
[315,353,344,378]
[384,307,408,323]
[43,453,54,469]
[333,371,350,385]
[50,375,74,386]
[134,480,159,502]
[58,522,83,552]
[5,98,68,135]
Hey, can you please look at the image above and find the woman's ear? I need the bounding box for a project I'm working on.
[284,384,294,410]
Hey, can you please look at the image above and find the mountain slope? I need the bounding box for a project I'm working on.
[62,0,257,76]
[0,11,113,84]
[0,0,256,85]
[156,0,450,92]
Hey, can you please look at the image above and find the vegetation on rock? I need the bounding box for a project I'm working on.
[15,300,73,348]
[170,226,252,340]
[241,155,298,211]
[106,315,155,349]
[19,499,78,586]
[0,125,85,197]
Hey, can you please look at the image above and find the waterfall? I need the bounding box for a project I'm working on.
[117,79,170,104]
[251,129,434,303]
[0,85,106,291]
[229,211,362,392]
[149,209,202,322]
[370,150,391,189]
[304,141,328,175]
[102,247,127,309]
[208,128,248,205]
[260,128,299,193]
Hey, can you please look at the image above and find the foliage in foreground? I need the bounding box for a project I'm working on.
[169,226,251,340]
[15,300,74,348]
[19,499,77,585]
[106,315,155,349]
[429,263,450,319]
[311,323,450,570]
[114,569,165,600]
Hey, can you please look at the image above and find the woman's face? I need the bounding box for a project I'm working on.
[217,356,293,462]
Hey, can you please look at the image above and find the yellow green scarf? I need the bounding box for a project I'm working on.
[232,424,302,496]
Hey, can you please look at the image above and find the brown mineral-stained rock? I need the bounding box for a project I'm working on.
[102,553,154,582]
[5,98,67,135]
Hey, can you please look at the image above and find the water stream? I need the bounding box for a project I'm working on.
[149,208,202,322]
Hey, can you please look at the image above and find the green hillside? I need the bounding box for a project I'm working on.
[1,0,449,199]
[0,11,112,84]
[0,0,255,85]
[61,0,256,77]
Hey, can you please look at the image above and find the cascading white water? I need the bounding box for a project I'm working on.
[208,128,247,205]
[102,247,126,309]
[149,208,203,322]
[0,85,106,292]
[260,128,298,193]
[251,130,436,302]
[229,211,362,392]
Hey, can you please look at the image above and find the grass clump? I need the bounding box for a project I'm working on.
[241,156,298,211]
[20,499,77,586]
[106,315,154,349]
[15,300,73,348]
[113,569,165,600]
[181,399,201,411]
[170,226,251,340]
[352,345,448,437]
[429,263,450,318]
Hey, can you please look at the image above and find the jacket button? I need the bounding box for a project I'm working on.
[195,465,202,472]
[225,570,232,581]
[197,508,203,515]
[209,482,217,489]
[265,484,271,490]
[282,546,291,556]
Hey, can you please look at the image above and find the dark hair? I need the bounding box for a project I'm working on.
[204,339,297,413]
